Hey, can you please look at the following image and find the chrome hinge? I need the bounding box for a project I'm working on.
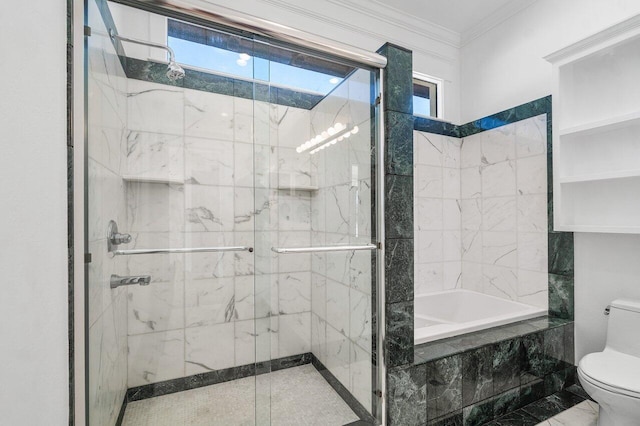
[375,95,381,106]
[84,253,92,264]
[377,241,383,250]
[84,26,92,37]
[604,305,611,316]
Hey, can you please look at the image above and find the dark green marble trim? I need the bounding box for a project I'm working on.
[122,56,324,109]
[414,117,459,138]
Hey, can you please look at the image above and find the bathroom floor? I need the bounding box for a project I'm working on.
[121,364,360,426]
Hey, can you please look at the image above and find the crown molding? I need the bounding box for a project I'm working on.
[258,0,459,63]
[544,13,640,63]
[461,0,538,46]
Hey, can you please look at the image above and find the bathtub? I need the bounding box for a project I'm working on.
[414,289,546,344]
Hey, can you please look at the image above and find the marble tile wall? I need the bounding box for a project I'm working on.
[309,68,374,412]
[413,115,549,309]
[413,132,462,295]
[460,115,548,309]
[123,77,314,388]
[388,318,575,425]
[87,1,129,425]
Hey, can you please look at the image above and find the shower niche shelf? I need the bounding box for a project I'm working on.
[546,14,640,234]
[276,184,319,192]
[122,175,184,185]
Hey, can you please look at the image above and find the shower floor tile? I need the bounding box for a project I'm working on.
[121,364,360,426]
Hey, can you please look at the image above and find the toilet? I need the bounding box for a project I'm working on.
[578,299,640,425]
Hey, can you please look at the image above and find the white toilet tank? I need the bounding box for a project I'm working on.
[606,299,640,357]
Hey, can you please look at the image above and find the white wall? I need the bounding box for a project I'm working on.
[461,0,640,123]
[461,0,640,362]
[0,0,69,425]
[574,233,640,361]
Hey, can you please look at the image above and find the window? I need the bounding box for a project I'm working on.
[413,72,442,119]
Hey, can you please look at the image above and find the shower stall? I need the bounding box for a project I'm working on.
[85,0,384,424]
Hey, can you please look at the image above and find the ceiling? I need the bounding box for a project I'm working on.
[372,0,536,36]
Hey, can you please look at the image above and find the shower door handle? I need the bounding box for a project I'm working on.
[271,244,377,254]
[111,246,254,256]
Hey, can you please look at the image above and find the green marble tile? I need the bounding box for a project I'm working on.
[387,301,414,367]
[377,43,413,114]
[549,274,574,320]
[548,232,574,276]
[386,239,414,303]
[385,174,413,239]
[388,365,427,426]
[385,111,414,176]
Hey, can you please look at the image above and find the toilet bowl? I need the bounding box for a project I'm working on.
[578,299,640,426]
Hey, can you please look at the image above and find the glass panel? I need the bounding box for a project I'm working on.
[86,1,379,424]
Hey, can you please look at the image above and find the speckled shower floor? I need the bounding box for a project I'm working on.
[121,364,359,426]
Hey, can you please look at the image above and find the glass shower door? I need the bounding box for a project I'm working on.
[253,42,379,424]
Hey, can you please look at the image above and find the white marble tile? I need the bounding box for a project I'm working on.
[517,155,547,195]
[89,160,128,240]
[184,137,234,186]
[417,230,444,264]
[415,198,443,231]
[349,250,372,294]
[443,167,461,199]
[517,269,548,309]
[325,234,350,284]
[279,312,311,357]
[349,288,371,351]
[325,325,351,390]
[128,329,185,387]
[518,232,548,272]
[541,399,598,426]
[183,232,235,280]
[443,230,462,262]
[325,184,350,233]
[254,316,279,363]
[311,313,327,365]
[277,105,311,149]
[461,261,483,292]
[126,131,183,181]
[517,194,548,232]
[234,231,257,277]
[127,280,185,335]
[460,167,482,199]
[482,160,516,197]
[184,88,234,140]
[183,184,235,232]
[461,137,482,168]
[277,272,311,314]
[185,323,235,374]
[277,231,311,273]
[277,192,311,231]
[414,131,443,166]
[516,114,547,159]
[184,277,234,327]
[128,79,184,135]
[348,68,374,127]
[311,273,327,320]
[90,126,128,177]
[482,231,517,268]
[234,275,255,321]
[126,181,185,233]
[443,199,462,231]
[233,97,254,144]
[482,196,517,231]
[233,141,255,188]
[234,319,256,366]
[88,238,128,327]
[350,342,372,411]
[461,230,483,263]
[461,198,482,230]
[125,232,185,283]
[443,262,462,289]
[326,279,350,335]
[482,265,517,301]
[415,263,444,295]
[415,164,443,198]
[277,146,312,187]
[481,125,515,164]
[442,136,462,168]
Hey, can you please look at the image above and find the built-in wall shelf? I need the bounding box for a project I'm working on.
[559,110,640,137]
[122,175,184,185]
[547,15,640,234]
[559,170,640,184]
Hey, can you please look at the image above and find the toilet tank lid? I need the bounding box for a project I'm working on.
[611,299,640,313]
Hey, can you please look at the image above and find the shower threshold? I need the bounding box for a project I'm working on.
[118,355,372,426]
